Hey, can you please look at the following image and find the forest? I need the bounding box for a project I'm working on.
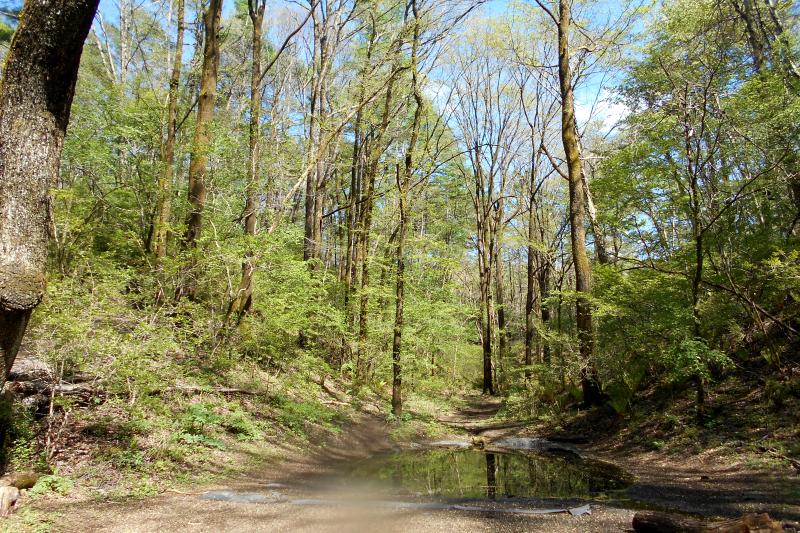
[0,0,799,531]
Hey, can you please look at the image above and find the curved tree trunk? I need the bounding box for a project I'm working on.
[176,0,222,301]
[0,0,99,388]
[556,0,602,406]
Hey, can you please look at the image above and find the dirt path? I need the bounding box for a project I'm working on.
[21,395,799,532]
[35,402,636,533]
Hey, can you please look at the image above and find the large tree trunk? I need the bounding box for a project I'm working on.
[304,5,333,265]
[228,0,264,319]
[344,113,362,327]
[177,0,222,300]
[0,0,99,388]
[729,0,765,72]
[152,0,185,260]
[355,156,376,378]
[304,23,321,263]
[478,215,495,395]
[538,259,551,363]
[556,0,602,406]
[690,175,706,418]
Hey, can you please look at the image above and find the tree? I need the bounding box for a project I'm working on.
[227,0,266,318]
[516,64,559,371]
[535,0,603,405]
[391,0,424,417]
[451,28,524,395]
[176,0,223,300]
[0,0,99,387]
[151,0,185,261]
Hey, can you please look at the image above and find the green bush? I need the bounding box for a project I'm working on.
[29,475,74,497]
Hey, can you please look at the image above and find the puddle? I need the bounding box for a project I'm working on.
[427,440,472,449]
[200,490,283,503]
[345,448,633,500]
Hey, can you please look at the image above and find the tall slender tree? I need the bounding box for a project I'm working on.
[152,0,186,261]
[540,0,603,404]
[228,0,266,318]
[392,0,424,417]
[177,0,223,300]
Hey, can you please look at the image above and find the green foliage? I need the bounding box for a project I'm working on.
[0,396,44,471]
[272,395,339,435]
[222,411,263,442]
[29,474,74,497]
[664,338,732,384]
[7,0,799,497]
[175,403,225,449]
[0,21,12,43]
[764,376,800,409]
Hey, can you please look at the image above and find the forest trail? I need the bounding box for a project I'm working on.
[18,396,800,532]
[436,395,533,439]
[44,401,637,533]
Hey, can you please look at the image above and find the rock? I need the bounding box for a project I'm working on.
[0,486,20,517]
[470,436,485,449]
[4,472,41,490]
[490,436,578,454]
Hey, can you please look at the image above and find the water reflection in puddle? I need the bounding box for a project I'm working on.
[346,448,633,500]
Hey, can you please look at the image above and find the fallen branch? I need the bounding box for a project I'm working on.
[151,386,259,396]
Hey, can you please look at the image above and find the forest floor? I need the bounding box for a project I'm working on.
[0,372,800,533]
[7,391,799,532]
[22,397,636,533]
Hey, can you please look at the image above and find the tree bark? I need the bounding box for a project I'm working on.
[477,188,495,395]
[176,0,222,299]
[355,53,401,380]
[556,0,602,406]
[729,0,765,72]
[176,0,222,301]
[392,0,422,417]
[0,0,99,388]
[304,3,336,265]
[582,168,609,264]
[539,260,551,363]
[228,0,265,319]
[525,232,536,371]
[494,197,507,390]
[152,0,185,260]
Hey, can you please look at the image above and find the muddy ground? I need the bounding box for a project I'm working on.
[26,396,799,533]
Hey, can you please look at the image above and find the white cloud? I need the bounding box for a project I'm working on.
[575,89,629,134]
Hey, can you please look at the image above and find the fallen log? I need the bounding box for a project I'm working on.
[153,386,258,396]
[632,511,783,533]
